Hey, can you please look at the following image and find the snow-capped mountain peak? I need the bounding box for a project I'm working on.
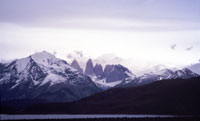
[138,67,199,85]
[31,51,56,61]
[171,68,199,79]
[70,59,83,73]
[0,51,101,102]
[30,51,66,67]
[15,57,31,73]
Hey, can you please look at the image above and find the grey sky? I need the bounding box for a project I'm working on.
[0,0,199,29]
[0,0,200,71]
[171,44,177,50]
[186,46,193,51]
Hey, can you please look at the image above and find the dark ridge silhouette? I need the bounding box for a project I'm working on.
[19,77,200,115]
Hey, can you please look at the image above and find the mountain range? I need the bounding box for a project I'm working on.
[71,58,199,89]
[0,51,199,109]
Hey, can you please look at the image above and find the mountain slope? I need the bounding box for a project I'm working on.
[70,59,83,73]
[0,51,101,102]
[188,62,200,75]
[83,59,198,89]
[84,59,137,89]
[84,59,94,75]
[25,77,200,115]
[92,64,136,89]
[136,68,199,85]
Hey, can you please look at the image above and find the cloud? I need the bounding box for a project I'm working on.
[1,0,200,31]
[66,50,85,61]
[65,50,90,70]
[53,51,57,55]
[66,54,73,59]
[0,59,12,63]
[95,53,123,66]
[170,44,176,50]
[75,51,83,57]
[185,46,193,51]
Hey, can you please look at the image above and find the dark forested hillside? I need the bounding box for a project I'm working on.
[23,77,200,115]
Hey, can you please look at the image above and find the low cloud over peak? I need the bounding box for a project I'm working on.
[186,46,193,51]
[171,44,176,50]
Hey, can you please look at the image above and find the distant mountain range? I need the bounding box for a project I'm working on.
[0,51,199,105]
[70,58,199,89]
[72,59,199,89]
[82,59,136,89]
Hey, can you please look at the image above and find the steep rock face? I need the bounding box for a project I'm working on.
[0,51,101,102]
[104,64,135,83]
[85,61,136,89]
[84,59,94,75]
[104,65,114,78]
[70,60,83,73]
[0,63,4,79]
[0,63,3,71]
[94,64,104,79]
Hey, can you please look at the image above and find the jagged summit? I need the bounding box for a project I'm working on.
[71,59,83,73]
[86,62,137,89]
[104,64,136,83]
[84,59,94,75]
[94,63,104,79]
[30,51,67,66]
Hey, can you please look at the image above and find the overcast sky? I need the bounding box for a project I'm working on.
[0,0,200,72]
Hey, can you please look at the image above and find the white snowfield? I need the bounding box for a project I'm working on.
[40,73,66,86]
[88,67,137,89]
[31,51,77,72]
[89,74,133,90]
[15,57,30,72]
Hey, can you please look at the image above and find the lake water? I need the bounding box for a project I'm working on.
[1,114,176,120]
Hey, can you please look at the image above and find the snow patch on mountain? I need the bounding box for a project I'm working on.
[41,73,66,86]
[31,51,59,66]
[125,71,136,80]
[31,51,76,72]
[90,75,122,89]
[15,57,30,72]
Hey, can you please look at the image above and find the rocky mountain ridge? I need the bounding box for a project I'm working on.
[0,51,199,102]
[0,51,101,102]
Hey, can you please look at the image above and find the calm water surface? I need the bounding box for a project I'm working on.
[1,114,176,120]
